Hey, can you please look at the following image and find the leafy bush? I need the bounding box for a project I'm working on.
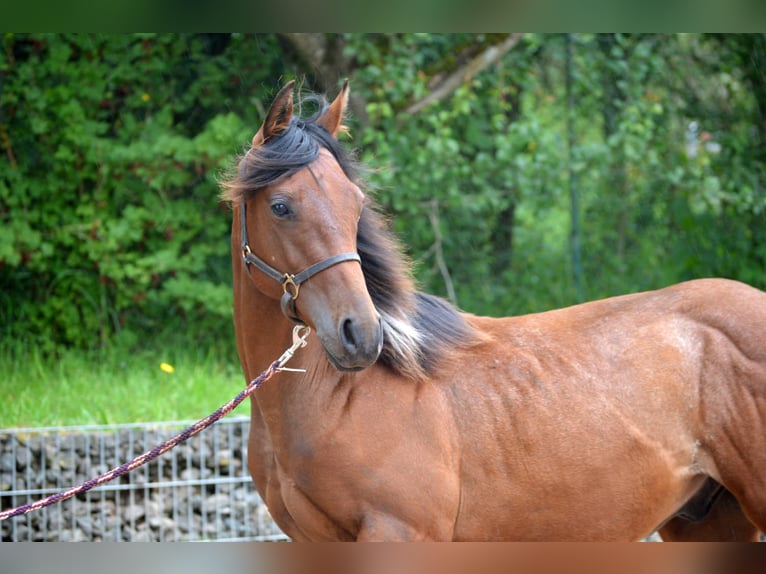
[0,34,281,350]
[2,33,764,355]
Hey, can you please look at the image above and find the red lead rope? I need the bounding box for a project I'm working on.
[0,326,311,522]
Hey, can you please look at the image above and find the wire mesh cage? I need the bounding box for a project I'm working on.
[0,416,287,542]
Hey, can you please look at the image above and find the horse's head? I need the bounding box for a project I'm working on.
[231,81,383,372]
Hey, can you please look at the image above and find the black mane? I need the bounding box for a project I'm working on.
[236,98,359,197]
[226,97,478,380]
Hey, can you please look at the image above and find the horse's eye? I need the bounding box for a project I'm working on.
[270,202,292,218]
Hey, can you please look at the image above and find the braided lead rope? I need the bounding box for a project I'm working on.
[0,325,311,522]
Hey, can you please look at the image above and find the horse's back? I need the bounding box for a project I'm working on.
[480,277,766,358]
[666,278,766,359]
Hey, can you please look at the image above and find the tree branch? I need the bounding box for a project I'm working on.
[405,33,524,115]
[428,199,457,305]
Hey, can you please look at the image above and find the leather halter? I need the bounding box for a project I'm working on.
[239,167,361,325]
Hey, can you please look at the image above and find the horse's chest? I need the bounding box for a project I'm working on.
[268,472,354,541]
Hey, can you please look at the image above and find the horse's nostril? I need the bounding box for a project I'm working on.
[341,318,358,351]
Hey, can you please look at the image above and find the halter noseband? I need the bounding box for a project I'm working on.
[239,159,361,325]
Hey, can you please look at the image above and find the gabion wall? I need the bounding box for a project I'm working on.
[0,417,287,542]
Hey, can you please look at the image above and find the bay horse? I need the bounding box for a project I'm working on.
[222,80,766,541]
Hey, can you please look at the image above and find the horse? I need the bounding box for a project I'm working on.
[222,80,766,541]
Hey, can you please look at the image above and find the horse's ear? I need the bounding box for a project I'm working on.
[252,80,295,147]
[317,79,350,137]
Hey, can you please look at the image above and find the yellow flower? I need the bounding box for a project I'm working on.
[142,93,151,102]
[160,362,174,374]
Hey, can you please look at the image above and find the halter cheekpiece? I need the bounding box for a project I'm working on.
[239,152,361,325]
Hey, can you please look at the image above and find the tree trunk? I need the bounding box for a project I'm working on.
[598,34,629,271]
[278,33,370,129]
[491,78,522,276]
[567,34,585,302]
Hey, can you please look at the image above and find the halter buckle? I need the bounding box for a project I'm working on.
[282,274,300,299]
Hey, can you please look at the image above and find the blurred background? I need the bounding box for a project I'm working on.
[1,33,764,425]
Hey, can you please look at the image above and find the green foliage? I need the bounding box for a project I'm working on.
[0,34,281,351]
[348,34,554,314]
[346,33,765,315]
[1,33,764,361]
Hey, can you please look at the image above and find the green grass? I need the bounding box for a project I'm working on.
[1,334,251,428]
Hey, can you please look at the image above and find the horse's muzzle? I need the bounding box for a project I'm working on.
[324,314,383,372]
